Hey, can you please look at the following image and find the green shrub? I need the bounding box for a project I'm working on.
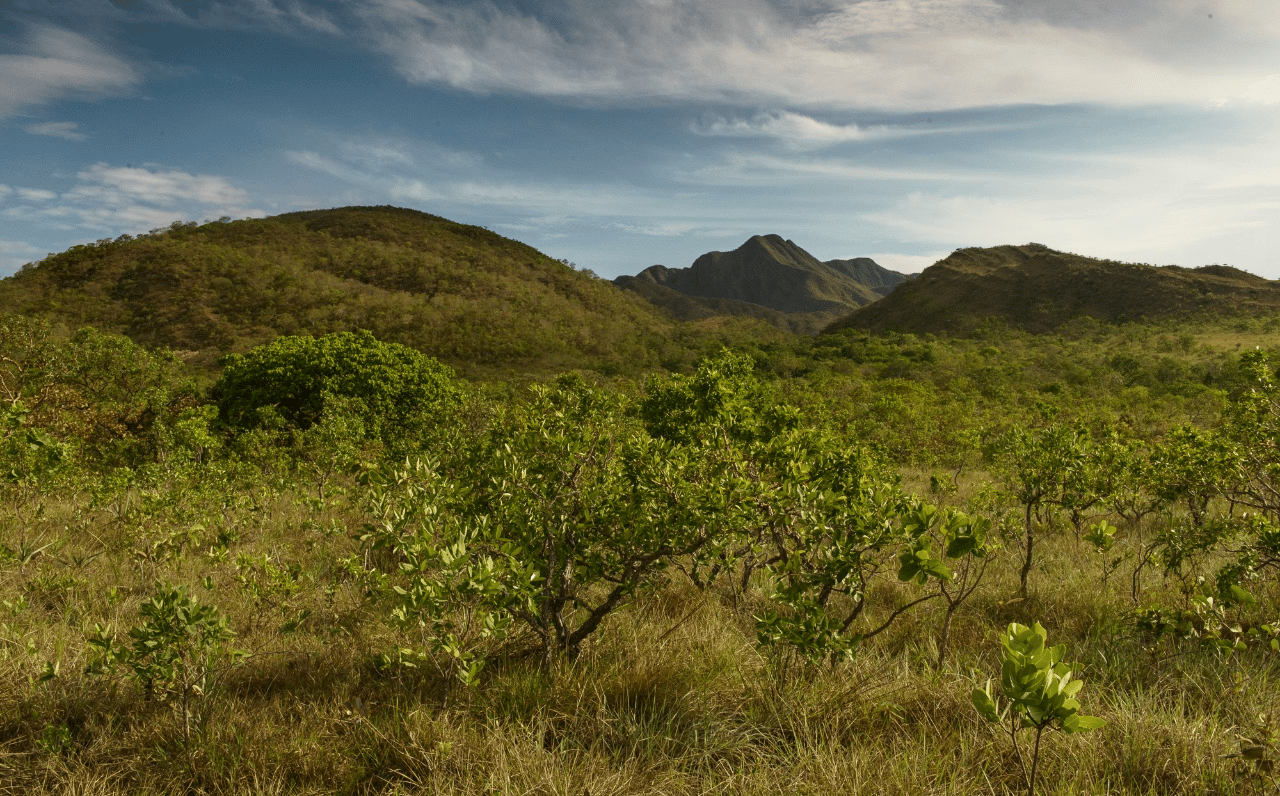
[212,331,461,450]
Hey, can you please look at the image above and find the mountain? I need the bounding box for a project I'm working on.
[614,235,908,334]
[825,243,1280,335]
[0,206,690,377]
[825,257,907,297]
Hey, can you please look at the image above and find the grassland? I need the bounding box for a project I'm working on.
[2,310,1280,796]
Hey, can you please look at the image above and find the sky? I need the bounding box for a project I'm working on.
[1,0,1278,280]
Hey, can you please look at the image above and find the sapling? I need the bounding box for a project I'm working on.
[897,504,995,669]
[972,622,1105,796]
[87,584,244,752]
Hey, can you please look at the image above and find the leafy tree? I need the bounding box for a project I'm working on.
[897,504,995,668]
[1223,350,1280,521]
[87,584,243,751]
[363,374,725,672]
[990,424,1096,597]
[641,351,983,666]
[212,331,461,452]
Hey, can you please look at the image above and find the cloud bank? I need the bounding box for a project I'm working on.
[0,163,264,237]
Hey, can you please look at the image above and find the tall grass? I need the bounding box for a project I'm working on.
[0,457,1271,795]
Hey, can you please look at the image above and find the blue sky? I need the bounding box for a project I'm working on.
[1,0,1278,280]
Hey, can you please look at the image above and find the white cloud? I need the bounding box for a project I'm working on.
[0,163,263,236]
[694,110,882,148]
[0,27,139,118]
[284,1,343,34]
[861,138,1280,269]
[613,221,703,237]
[865,251,948,274]
[0,238,44,275]
[387,179,441,202]
[348,0,1280,111]
[68,163,254,208]
[684,151,985,186]
[288,134,665,218]
[285,150,371,183]
[1215,74,1280,107]
[23,120,87,140]
[692,109,1020,149]
[0,238,40,255]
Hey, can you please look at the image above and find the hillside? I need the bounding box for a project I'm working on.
[826,243,1280,335]
[0,206,694,376]
[615,235,907,334]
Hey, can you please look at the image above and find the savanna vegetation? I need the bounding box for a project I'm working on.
[3,304,1280,796]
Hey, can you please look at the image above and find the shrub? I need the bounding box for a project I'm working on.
[212,331,461,450]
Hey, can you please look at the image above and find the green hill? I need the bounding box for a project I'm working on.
[0,206,695,376]
[826,243,1280,335]
[616,235,907,334]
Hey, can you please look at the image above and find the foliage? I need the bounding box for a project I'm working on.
[988,424,1097,597]
[87,584,244,748]
[898,504,995,668]
[212,330,461,452]
[973,622,1105,796]
[4,303,1280,792]
[0,207,685,377]
[361,372,731,672]
[358,459,518,685]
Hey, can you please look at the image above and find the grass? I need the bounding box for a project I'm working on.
[0,460,1274,796]
[5,314,1280,794]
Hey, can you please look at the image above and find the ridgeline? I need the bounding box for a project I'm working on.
[0,206,715,377]
[616,234,908,334]
[827,243,1280,335]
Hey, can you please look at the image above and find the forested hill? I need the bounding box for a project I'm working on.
[826,243,1280,335]
[0,206,709,376]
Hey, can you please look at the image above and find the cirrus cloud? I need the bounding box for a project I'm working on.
[23,120,87,140]
[349,0,1280,111]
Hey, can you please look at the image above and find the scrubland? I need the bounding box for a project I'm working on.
[3,314,1280,795]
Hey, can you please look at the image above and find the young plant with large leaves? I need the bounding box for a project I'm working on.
[973,622,1105,796]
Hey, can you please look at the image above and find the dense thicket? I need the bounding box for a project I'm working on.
[212,331,461,451]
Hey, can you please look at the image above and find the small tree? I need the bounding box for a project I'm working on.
[990,425,1093,598]
[897,504,995,669]
[87,584,243,752]
[212,331,460,453]
[973,622,1105,796]
[362,374,724,674]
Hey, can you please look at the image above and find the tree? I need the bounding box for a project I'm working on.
[212,331,460,452]
[990,424,1095,598]
[363,374,724,673]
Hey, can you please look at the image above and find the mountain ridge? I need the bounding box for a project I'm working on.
[0,206,699,377]
[825,243,1280,335]
[615,234,908,334]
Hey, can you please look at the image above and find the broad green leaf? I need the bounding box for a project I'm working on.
[972,684,1000,723]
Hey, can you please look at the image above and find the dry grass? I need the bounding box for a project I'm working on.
[0,460,1273,796]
